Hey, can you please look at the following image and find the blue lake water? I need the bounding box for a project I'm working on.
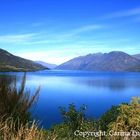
[1,70,140,128]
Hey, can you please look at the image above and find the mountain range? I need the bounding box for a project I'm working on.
[1,48,140,72]
[57,51,140,72]
[0,48,48,72]
[35,61,57,69]
[132,54,140,60]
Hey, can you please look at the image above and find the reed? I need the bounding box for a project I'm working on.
[0,74,46,140]
[0,73,40,125]
[0,117,45,140]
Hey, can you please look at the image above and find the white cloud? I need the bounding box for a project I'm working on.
[103,7,140,19]
[69,24,102,35]
[0,24,103,45]
[16,50,77,65]
[0,33,37,44]
[56,24,103,39]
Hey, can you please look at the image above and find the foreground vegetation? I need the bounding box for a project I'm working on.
[0,118,45,140]
[0,74,140,139]
[46,99,140,140]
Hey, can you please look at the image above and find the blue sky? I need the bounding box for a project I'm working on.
[0,0,140,64]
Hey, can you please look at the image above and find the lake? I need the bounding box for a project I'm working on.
[1,70,140,128]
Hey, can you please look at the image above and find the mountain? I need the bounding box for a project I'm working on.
[35,61,57,69]
[0,48,48,72]
[132,54,140,60]
[57,51,140,72]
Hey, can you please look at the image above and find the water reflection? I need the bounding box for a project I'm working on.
[72,77,140,91]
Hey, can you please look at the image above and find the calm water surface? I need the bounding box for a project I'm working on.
[1,70,140,128]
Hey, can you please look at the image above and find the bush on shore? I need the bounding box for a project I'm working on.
[46,98,140,140]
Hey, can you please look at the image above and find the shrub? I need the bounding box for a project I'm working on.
[99,105,120,131]
[46,104,95,139]
[0,73,40,126]
[108,97,140,132]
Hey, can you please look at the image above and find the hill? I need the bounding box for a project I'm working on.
[57,51,140,72]
[35,61,57,69]
[0,48,48,72]
[132,54,140,60]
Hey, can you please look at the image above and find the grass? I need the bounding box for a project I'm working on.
[0,117,46,140]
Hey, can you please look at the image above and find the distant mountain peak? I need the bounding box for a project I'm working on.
[106,51,129,55]
[109,51,125,53]
[35,61,57,69]
[57,51,140,72]
[86,52,103,56]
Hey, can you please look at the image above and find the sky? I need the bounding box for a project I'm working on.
[0,0,140,64]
